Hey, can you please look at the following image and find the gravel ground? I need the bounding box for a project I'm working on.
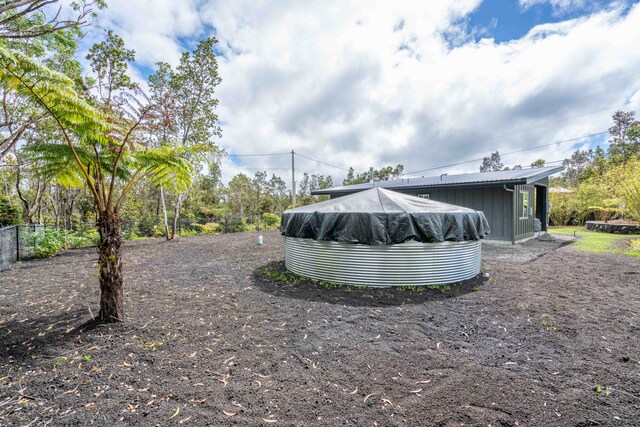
[1,231,639,426]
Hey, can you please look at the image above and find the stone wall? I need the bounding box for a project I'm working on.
[585,221,640,234]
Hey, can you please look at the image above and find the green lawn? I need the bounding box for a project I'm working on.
[549,226,640,257]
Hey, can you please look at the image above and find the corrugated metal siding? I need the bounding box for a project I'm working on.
[401,187,512,241]
[284,237,482,286]
[514,184,535,240]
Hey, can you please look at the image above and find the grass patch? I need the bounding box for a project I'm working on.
[549,226,640,257]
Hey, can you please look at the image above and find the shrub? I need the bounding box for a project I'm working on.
[32,228,66,258]
[621,161,640,221]
[152,225,167,238]
[262,213,280,229]
[0,196,20,226]
[549,192,579,226]
[191,222,221,235]
[230,218,251,233]
[67,230,99,247]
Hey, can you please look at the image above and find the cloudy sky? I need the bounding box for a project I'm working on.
[82,0,640,186]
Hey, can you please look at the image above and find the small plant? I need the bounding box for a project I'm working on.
[261,266,301,285]
[542,320,557,332]
[83,355,91,362]
[594,383,612,396]
[472,285,481,292]
[396,285,425,293]
[424,284,452,293]
[318,280,343,289]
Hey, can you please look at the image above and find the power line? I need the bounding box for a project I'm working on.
[225,152,290,157]
[472,99,639,143]
[405,100,638,163]
[294,152,350,172]
[219,167,291,175]
[404,131,607,175]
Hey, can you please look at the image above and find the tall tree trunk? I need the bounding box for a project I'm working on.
[170,193,183,240]
[50,186,60,228]
[97,210,124,322]
[159,187,170,240]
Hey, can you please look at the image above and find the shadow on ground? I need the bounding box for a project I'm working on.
[0,311,118,364]
[253,261,486,307]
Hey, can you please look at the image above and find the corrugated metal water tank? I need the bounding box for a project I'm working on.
[284,237,481,286]
[280,188,489,287]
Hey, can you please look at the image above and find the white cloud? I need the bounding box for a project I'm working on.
[87,0,203,67]
[519,0,589,12]
[88,1,640,185]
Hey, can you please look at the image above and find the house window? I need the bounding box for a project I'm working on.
[418,194,430,199]
[520,191,529,219]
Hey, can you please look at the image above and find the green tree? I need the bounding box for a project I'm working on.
[0,0,105,40]
[267,173,288,213]
[226,173,251,219]
[562,149,594,187]
[343,167,355,185]
[147,38,223,239]
[0,1,96,226]
[147,61,175,238]
[251,170,268,224]
[608,110,640,164]
[0,194,20,226]
[344,165,403,185]
[86,30,136,104]
[0,43,201,322]
[480,151,503,172]
[530,159,546,168]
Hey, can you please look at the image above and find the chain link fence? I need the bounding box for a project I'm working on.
[0,216,281,271]
[0,224,45,271]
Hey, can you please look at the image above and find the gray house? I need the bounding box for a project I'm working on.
[311,166,564,243]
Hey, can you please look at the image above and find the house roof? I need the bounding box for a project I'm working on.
[311,165,565,195]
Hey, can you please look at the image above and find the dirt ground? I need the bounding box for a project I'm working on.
[1,231,639,426]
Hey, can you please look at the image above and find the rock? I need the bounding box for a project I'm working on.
[585,221,640,235]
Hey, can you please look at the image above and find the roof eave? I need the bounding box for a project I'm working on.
[311,179,530,195]
[312,166,566,196]
[523,166,565,184]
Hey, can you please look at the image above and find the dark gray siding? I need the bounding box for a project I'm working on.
[514,184,535,240]
[536,177,549,187]
[398,187,513,241]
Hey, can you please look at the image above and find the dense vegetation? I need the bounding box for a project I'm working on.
[1,2,637,320]
[480,111,640,225]
[0,1,217,321]
[548,111,640,225]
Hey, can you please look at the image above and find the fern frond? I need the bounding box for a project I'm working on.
[0,46,109,143]
[23,143,89,188]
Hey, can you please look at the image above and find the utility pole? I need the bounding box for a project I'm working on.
[291,150,296,208]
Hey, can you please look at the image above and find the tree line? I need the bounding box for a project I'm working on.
[478,110,640,224]
[1,1,637,322]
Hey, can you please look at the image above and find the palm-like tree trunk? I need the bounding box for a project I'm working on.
[97,210,124,322]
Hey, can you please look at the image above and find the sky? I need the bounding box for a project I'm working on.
[80,0,640,187]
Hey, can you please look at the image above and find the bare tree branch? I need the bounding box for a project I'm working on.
[0,0,102,40]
